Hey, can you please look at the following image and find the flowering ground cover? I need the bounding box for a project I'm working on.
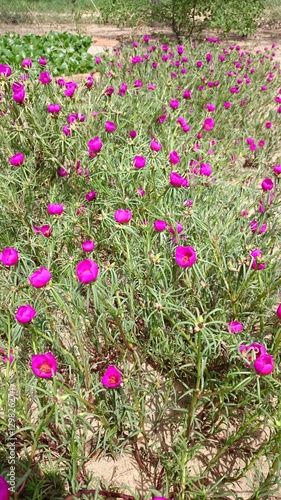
[0,34,281,499]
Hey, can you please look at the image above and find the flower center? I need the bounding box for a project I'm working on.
[108,375,119,385]
[39,362,52,374]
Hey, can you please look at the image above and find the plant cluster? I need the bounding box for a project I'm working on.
[0,32,95,76]
[0,34,281,499]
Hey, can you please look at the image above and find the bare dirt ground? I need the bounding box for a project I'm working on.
[0,18,280,499]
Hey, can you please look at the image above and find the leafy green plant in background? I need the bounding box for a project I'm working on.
[0,32,95,76]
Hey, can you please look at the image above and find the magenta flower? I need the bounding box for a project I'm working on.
[203,118,215,131]
[150,140,162,152]
[154,220,167,231]
[39,71,51,84]
[129,130,137,139]
[183,90,192,99]
[170,172,188,187]
[254,354,274,375]
[39,57,47,65]
[239,343,266,365]
[29,267,51,288]
[151,497,168,500]
[47,203,63,215]
[250,220,267,234]
[169,151,180,165]
[9,152,24,166]
[101,365,122,388]
[273,165,281,175]
[62,124,71,136]
[137,187,145,197]
[88,137,103,156]
[64,82,78,97]
[0,476,10,500]
[276,304,281,320]
[34,224,52,237]
[134,79,143,88]
[47,104,61,114]
[13,86,25,104]
[228,321,243,333]
[224,102,232,109]
[22,58,32,68]
[206,103,215,112]
[169,222,183,234]
[169,99,179,109]
[31,352,57,378]
[76,259,99,284]
[105,121,116,133]
[15,305,37,324]
[85,190,96,201]
[114,209,132,224]
[133,156,146,169]
[261,178,273,191]
[175,246,197,267]
[0,248,19,266]
[82,240,95,252]
[200,163,212,176]
[0,64,12,77]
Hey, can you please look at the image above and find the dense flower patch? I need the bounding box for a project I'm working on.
[0,35,281,499]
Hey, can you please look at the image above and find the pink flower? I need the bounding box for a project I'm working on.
[47,104,61,114]
[13,86,25,104]
[39,57,47,65]
[273,165,281,175]
[203,118,215,131]
[170,172,188,187]
[0,248,19,266]
[34,225,52,237]
[224,102,232,109]
[169,222,183,234]
[134,156,146,169]
[228,321,243,333]
[206,103,215,112]
[254,354,274,375]
[9,152,24,166]
[175,246,197,267]
[85,190,96,201]
[154,220,167,231]
[276,304,281,320]
[31,352,57,378]
[29,268,51,288]
[150,140,162,152]
[169,99,179,109]
[114,209,132,224]
[250,220,267,234]
[47,203,63,215]
[137,188,145,197]
[101,365,122,388]
[183,90,192,99]
[0,64,12,77]
[82,240,95,252]
[169,151,180,164]
[76,259,99,283]
[22,58,32,68]
[129,130,137,139]
[0,476,10,500]
[39,71,51,84]
[261,178,273,191]
[15,305,37,324]
[151,497,169,500]
[105,121,116,133]
[200,163,212,176]
[88,137,103,156]
[62,124,71,136]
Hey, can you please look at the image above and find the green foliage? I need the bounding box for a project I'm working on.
[0,32,95,76]
[149,0,265,40]
[0,37,281,499]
